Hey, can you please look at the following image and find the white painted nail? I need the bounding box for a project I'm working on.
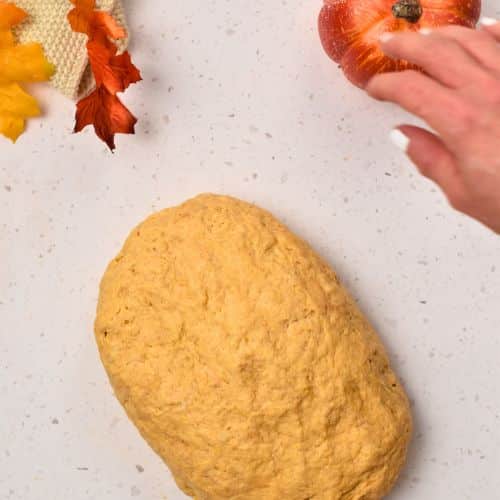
[419,28,432,35]
[478,17,498,27]
[379,32,395,43]
[389,129,410,153]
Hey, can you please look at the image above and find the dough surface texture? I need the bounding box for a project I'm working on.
[95,194,412,500]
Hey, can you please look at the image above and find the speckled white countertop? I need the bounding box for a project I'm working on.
[1,0,500,499]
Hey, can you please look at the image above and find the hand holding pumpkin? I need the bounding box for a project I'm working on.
[318,0,480,87]
[367,20,500,234]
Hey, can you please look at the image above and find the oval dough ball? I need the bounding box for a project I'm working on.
[95,194,412,500]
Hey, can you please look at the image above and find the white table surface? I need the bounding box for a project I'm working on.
[1,1,500,499]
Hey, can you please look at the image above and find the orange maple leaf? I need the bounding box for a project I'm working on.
[75,86,137,151]
[87,40,141,94]
[67,0,94,34]
[68,0,126,42]
[68,0,141,150]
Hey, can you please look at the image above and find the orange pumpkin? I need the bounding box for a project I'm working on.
[318,0,481,88]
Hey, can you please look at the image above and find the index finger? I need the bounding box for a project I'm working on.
[379,30,488,89]
[366,70,472,142]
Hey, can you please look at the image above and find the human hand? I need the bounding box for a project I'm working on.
[366,18,500,234]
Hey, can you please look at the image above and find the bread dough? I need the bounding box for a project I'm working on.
[95,194,412,500]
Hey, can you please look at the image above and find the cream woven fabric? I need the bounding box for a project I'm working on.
[14,0,127,100]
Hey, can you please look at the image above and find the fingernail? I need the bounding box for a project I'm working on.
[379,32,394,43]
[478,17,498,26]
[389,129,410,153]
[419,28,432,35]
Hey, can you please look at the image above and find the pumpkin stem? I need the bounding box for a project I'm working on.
[392,0,422,23]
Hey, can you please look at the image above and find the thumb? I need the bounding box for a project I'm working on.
[390,125,468,210]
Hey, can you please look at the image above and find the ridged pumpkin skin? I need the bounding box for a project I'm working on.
[95,194,412,500]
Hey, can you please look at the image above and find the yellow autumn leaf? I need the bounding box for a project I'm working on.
[0,43,55,83]
[0,82,40,142]
[0,30,14,48]
[0,2,26,31]
[0,1,54,143]
[0,82,40,117]
[0,114,24,141]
